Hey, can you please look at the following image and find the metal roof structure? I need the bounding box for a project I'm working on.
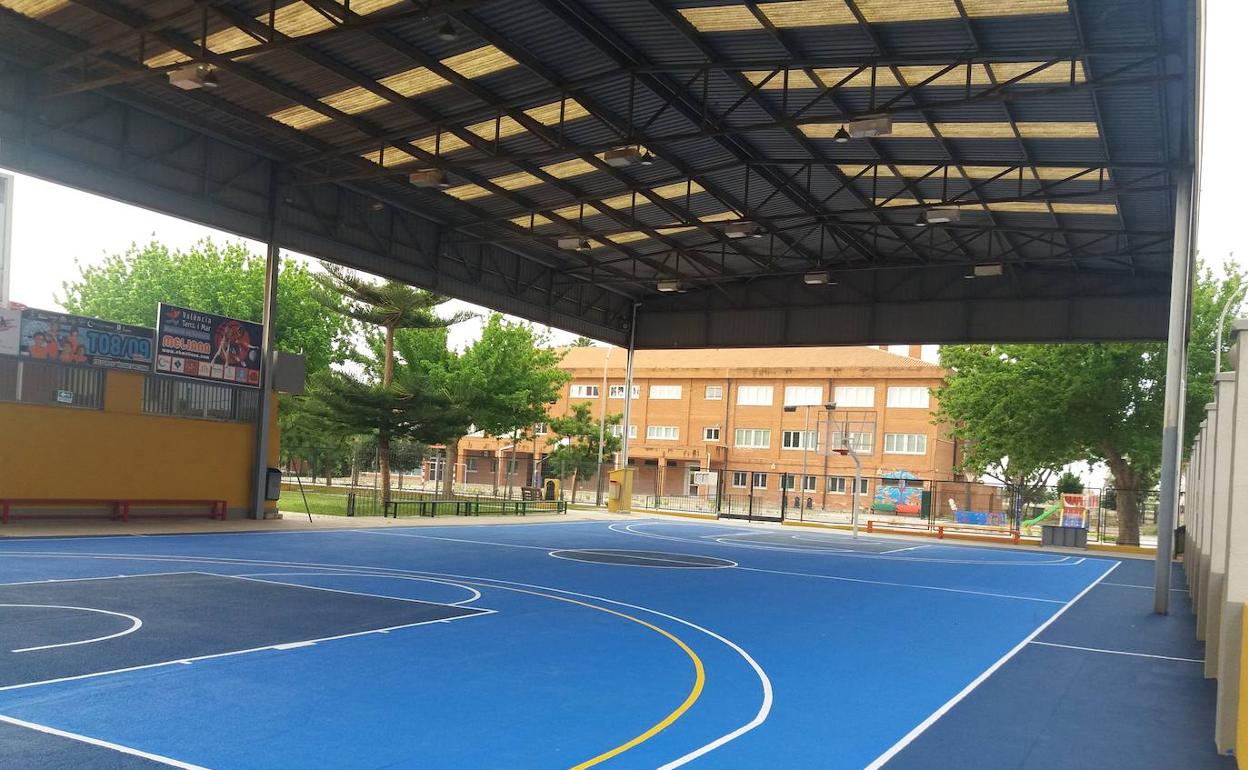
[0,0,1199,348]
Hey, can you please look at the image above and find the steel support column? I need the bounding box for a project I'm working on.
[1155,170,1195,613]
[250,163,282,519]
[617,303,639,512]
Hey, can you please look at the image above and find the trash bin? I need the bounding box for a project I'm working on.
[1041,525,1087,548]
[264,468,282,501]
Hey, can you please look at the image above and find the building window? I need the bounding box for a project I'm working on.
[533,422,548,436]
[649,384,682,400]
[703,426,721,441]
[781,473,795,490]
[0,358,107,410]
[827,476,868,494]
[609,424,638,439]
[506,458,518,474]
[466,457,479,472]
[570,384,599,398]
[832,431,874,454]
[705,384,723,400]
[646,425,679,441]
[732,471,748,488]
[752,472,768,489]
[736,385,773,406]
[803,475,817,492]
[141,375,257,422]
[783,385,823,406]
[734,428,771,449]
[781,430,818,450]
[884,433,928,454]
[609,384,639,399]
[834,386,875,408]
[887,386,930,409]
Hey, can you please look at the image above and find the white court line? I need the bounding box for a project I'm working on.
[879,545,930,555]
[1028,640,1204,663]
[1100,582,1189,592]
[0,714,207,769]
[862,560,1120,770]
[0,612,489,693]
[2,605,142,653]
[613,522,1084,566]
[207,572,494,614]
[0,571,193,587]
[346,529,553,550]
[234,572,483,606]
[0,549,772,768]
[731,566,1065,604]
[548,549,737,569]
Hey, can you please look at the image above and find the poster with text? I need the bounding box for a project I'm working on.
[0,306,19,356]
[155,303,263,387]
[18,308,154,371]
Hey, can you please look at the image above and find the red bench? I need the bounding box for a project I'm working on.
[1,498,226,524]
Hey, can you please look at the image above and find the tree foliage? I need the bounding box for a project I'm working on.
[544,402,621,498]
[936,260,1245,545]
[61,239,348,375]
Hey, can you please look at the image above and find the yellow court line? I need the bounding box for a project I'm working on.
[516,591,705,769]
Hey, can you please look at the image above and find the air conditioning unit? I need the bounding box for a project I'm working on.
[168,64,218,91]
[725,221,763,239]
[408,169,449,188]
[847,115,892,138]
[557,236,590,250]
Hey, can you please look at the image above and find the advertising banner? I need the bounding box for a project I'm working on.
[0,306,19,356]
[18,307,154,371]
[155,303,262,387]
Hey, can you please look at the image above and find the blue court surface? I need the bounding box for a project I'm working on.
[0,519,1229,769]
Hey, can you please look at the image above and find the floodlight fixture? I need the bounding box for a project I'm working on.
[965,263,1005,278]
[436,21,459,41]
[603,147,654,167]
[656,280,683,293]
[803,271,833,286]
[168,64,218,90]
[833,125,851,143]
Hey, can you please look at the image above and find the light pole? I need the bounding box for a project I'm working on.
[596,347,612,505]
[1214,267,1242,375]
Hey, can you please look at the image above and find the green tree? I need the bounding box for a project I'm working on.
[312,265,471,501]
[424,315,571,497]
[936,260,1245,545]
[570,336,596,347]
[544,402,621,500]
[1055,471,1084,494]
[60,239,347,375]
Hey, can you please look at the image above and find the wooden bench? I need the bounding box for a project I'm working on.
[1,498,226,524]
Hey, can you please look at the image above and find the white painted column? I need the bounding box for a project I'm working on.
[1214,319,1248,751]
[1204,374,1236,675]
[1198,405,1217,638]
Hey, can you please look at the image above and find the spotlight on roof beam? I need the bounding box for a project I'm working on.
[603,147,653,167]
[558,236,591,251]
[833,125,851,143]
[725,221,764,239]
[846,115,893,139]
[657,280,683,293]
[409,169,449,188]
[803,271,834,286]
[436,20,459,41]
[965,263,1005,279]
[168,64,218,91]
[916,208,961,227]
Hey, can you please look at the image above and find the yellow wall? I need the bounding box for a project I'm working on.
[0,370,278,515]
[1239,606,1248,768]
